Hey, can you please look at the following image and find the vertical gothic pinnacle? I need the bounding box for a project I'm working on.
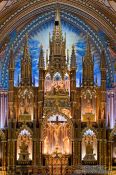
[39,45,45,69]
[82,35,94,86]
[67,49,69,65]
[52,8,62,41]
[84,35,93,64]
[70,45,76,70]
[21,34,32,86]
[46,49,48,67]
[23,34,31,64]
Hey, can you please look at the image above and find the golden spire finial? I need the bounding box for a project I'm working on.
[55,8,60,23]
[52,7,62,41]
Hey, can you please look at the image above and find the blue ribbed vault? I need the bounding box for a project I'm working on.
[0,9,114,89]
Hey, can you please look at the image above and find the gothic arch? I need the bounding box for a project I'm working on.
[81,126,98,139]
[41,111,74,140]
[16,124,33,138]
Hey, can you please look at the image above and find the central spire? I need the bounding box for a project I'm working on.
[52,8,63,42]
[82,36,94,86]
[48,8,67,77]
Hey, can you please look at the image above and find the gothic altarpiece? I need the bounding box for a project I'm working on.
[0,8,116,175]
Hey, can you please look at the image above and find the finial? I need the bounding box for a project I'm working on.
[46,49,49,66]
[70,44,76,70]
[67,49,69,65]
[55,8,60,22]
[39,44,45,69]
[72,44,75,50]
[24,33,29,47]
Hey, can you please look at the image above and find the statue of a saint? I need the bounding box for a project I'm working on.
[83,141,96,161]
[44,136,50,154]
[53,124,61,146]
[86,141,93,155]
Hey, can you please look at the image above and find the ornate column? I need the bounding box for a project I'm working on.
[33,119,37,174]
[2,140,7,171]
[110,93,114,128]
[98,139,102,165]
[77,139,81,165]
[36,126,42,167]
[103,139,107,168]
[108,140,112,171]
[73,138,78,166]
[7,119,12,174]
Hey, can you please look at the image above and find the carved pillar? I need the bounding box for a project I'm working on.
[33,138,37,175]
[36,129,42,167]
[7,119,12,174]
[98,139,102,165]
[108,141,112,171]
[103,139,107,168]
[73,139,78,166]
[77,139,81,165]
[110,93,114,128]
[12,139,16,175]
[2,140,7,171]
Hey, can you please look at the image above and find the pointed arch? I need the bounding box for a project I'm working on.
[41,111,74,140]
[81,126,98,139]
[16,124,33,138]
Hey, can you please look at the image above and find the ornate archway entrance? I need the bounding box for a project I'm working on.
[42,113,73,175]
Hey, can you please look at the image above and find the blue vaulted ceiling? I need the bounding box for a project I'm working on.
[0,10,114,89]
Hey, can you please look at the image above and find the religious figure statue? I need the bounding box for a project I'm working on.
[44,136,50,154]
[53,124,61,146]
[86,141,93,155]
[18,142,30,161]
[63,136,70,154]
[83,141,96,161]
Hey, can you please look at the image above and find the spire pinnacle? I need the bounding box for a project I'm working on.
[23,34,31,64]
[52,8,62,41]
[55,8,61,24]
[39,45,45,69]
[82,35,94,86]
[21,34,32,86]
[46,49,49,67]
[67,49,69,65]
[84,35,93,62]
[70,45,76,70]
